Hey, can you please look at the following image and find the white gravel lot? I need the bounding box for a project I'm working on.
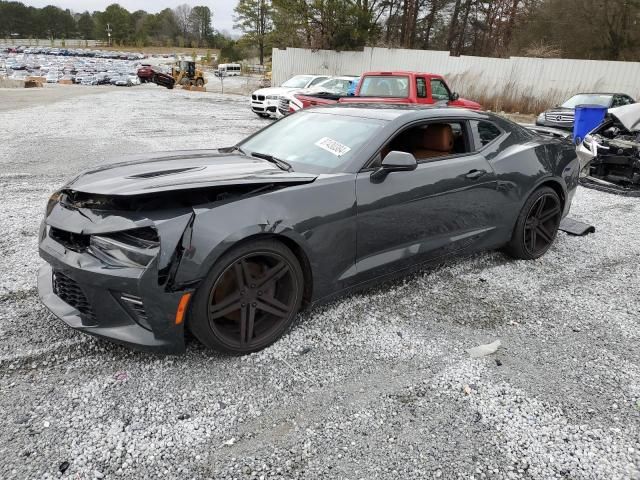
[0,86,638,480]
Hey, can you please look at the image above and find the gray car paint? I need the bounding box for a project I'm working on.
[38,105,580,353]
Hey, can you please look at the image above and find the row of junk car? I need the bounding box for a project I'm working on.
[1,45,151,86]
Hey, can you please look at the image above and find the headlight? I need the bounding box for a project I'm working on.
[537,113,545,122]
[45,191,62,216]
[90,228,159,268]
[266,95,280,100]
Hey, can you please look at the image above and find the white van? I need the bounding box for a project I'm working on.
[215,63,241,77]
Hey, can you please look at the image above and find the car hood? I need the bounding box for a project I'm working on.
[543,107,574,115]
[253,86,300,96]
[608,103,640,132]
[65,149,317,196]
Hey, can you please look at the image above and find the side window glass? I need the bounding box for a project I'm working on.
[416,78,427,98]
[430,80,450,101]
[472,121,502,149]
[310,77,327,86]
[377,121,469,165]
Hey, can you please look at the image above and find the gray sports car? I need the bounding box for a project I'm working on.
[38,105,580,354]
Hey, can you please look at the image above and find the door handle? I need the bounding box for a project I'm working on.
[466,169,487,180]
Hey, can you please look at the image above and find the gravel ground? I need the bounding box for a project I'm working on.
[0,86,638,480]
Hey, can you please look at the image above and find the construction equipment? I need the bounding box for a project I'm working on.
[172,60,207,87]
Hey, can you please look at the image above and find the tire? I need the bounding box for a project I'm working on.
[504,186,562,260]
[196,78,204,87]
[188,239,304,354]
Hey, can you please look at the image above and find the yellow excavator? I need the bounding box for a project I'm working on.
[172,60,207,87]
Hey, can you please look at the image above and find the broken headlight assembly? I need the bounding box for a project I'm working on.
[45,191,62,216]
[89,228,160,268]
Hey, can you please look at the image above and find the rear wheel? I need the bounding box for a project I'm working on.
[189,240,304,354]
[505,186,562,260]
[196,78,204,87]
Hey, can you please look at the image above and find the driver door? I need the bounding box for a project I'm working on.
[353,120,503,281]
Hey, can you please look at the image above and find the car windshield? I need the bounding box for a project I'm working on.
[239,111,387,174]
[282,75,314,88]
[359,76,409,97]
[317,78,355,94]
[562,94,613,108]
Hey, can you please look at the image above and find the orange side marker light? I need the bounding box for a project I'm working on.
[175,293,192,325]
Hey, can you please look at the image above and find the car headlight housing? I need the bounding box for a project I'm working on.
[46,191,62,216]
[266,95,280,100]
[537,113,545,122]
[89,228,160,268]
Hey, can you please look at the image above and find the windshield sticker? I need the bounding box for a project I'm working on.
[315,137,351,157]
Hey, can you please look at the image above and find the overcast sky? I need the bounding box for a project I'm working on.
[21,0,239,33]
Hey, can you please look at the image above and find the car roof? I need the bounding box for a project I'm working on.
[364,71,444,78]
[308,103,490,122]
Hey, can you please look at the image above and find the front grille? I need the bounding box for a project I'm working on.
[278,97,290,115]
[545,112,574,123]
[258,95,265,101]
[251,94,257,100]
[53,271,96,320]
[50,227,89,252]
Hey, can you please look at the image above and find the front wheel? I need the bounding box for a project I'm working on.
[189,240,304,354]
[504,186,562,260]
[196,78,204,87]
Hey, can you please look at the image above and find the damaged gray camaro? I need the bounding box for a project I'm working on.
[38,105,579,354]
[577,103,640,195]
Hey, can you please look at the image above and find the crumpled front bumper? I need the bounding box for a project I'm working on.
[37,203,196,354]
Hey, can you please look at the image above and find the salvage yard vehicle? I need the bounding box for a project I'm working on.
[137,64,155,82]
[215,63,242,77]
[277,75,360,116]
[250,74,330,118]
[576,103,640,195]
[536,93,635,130]
[284,71,482,113]
[172,60,206,87]
[38,105,579,355]
[151,70,175,89]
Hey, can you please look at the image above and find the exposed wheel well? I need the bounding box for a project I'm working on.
[222,234,313,308]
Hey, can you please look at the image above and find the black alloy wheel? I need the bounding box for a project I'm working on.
[523,193,562,256]
[505,186,562,260]
[189,240,304,354]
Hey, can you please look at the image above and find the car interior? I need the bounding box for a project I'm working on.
[374,122,468,167]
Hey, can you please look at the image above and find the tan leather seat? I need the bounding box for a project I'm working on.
[413,124,454,159]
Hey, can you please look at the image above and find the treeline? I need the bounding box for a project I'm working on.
[0,2,226,49]
[2,0,640,62]
[234,0,640,62]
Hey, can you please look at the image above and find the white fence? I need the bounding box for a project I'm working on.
[1,38,102,47]
[272,47,640,104]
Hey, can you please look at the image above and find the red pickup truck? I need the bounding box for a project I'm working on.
[284,71,481,114]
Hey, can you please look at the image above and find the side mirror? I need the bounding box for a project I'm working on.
[450,92,460,101]
[371,151,417,182]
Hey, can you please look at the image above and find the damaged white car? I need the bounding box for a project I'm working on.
[576,103,640,195]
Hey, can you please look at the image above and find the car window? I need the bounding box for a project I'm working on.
[309,76,328,86]
[430,79,451,101]
[416,78,427,98]
[359,76,409,97]
[471,120,503,148]
[240,111,387,174]
[282,75,314,88]
[561,94,613,108]
[371,121,470,168]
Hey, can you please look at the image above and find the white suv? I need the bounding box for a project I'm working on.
[250,75,329,118]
